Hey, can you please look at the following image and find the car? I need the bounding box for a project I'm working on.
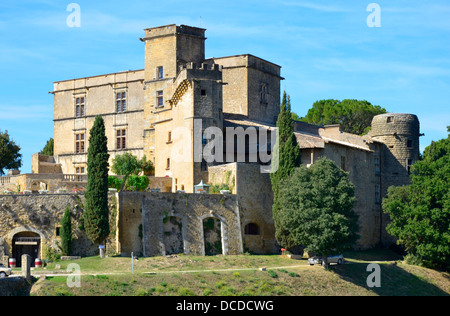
[0,264,12,278]
[308,254,344,266]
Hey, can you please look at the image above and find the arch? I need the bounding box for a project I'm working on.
[159,210,187,256]
[10,228,43,267]
[199,212,228,256]
[244,223,260,235]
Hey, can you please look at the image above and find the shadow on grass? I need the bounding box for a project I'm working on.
[331,262,449,296]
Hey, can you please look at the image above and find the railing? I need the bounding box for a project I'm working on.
[63,174,87,182]
[0,177,11,184]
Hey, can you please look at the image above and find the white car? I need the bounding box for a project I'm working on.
[0,264,12,278]
[308,254,344,266]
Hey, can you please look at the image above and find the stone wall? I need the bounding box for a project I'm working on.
[117,192,243,257]
[0,193,119,262]
[0,277,30,296]
[209,162,278,254]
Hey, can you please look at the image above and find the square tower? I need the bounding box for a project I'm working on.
[141,25,207,164]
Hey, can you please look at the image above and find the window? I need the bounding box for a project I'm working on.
[75,97,85,117]
[387,116,394,123]
[166,158,170,170]
[375,184,381,204]
[407,159,413,175]
[245,223,260,235]
[201,89,206,96]
[407,139,413,148]
[259,82,268,104]
[156,90,164,108]
[116,129,126,150]
[76,166,85,182]
[157,66,164,80]
[341,156,346,171]
[167,131,172,143]
[116,92,127,112]
[75,133,85,153]
[374,156,380,176]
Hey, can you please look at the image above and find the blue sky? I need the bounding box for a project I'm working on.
[1,0,449,173]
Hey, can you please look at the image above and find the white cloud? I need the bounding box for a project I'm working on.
[282,1,350,13]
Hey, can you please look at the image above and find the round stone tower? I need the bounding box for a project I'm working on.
[370,113,420,246]
[370,113,420,187]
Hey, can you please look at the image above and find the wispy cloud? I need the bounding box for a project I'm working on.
[282,1,349,13]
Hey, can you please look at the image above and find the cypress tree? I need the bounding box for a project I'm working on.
[60,205,73,256]
[270,91,302,249]
[84,116,110,249]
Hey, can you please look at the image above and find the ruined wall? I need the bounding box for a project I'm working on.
[117,192,242,257]
[0,194,97,260]
[208,163,278,254]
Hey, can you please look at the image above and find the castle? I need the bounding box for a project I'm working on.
[0,24,420,265]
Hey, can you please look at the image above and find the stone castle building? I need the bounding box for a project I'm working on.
[0,24,421,264]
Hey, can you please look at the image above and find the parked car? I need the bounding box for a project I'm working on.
[308,254,344,266]
[0,264,12,278]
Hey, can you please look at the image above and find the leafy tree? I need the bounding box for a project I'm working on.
[300,99,387,135]
[60,205,73,256]
[276,158,359,269]
[383,132,450,270]
[111,152,154,192]
[40,138,54,156]
[0,130,22,175]
[84,116,110,250]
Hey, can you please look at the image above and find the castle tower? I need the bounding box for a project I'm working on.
[140,24,207,164]
[370,113,421,245]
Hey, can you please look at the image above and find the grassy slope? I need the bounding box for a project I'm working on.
[30,250,450,296]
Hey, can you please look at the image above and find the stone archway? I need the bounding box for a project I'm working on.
[9,228,44,267]
[200,213,228,256]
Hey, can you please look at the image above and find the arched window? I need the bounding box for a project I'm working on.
[244,223,260,235]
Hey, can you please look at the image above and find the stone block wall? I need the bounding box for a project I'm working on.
[117,192,243,257]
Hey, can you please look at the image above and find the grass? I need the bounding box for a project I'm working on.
[29,250,450,296]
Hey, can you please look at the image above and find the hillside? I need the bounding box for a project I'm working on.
[29,250,449,296]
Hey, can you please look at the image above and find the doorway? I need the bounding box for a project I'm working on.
[12,232,41,267]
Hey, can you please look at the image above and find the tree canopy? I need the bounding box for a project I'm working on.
[299,99,387,135]
[84,116,110,247]
[0,130,22,175]
[383,131,450,270]
[275,158,359,268]
[40,138,54,156]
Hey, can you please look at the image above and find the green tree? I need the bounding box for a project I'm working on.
[111,152,153,191]
[300,99,387,135]
[84,116,110,251]
[0,130,22,175]
[60,205,73,256]
[276,158,359,269]
[40,138,54,156]
[383,132,450,270]
[270,92,302,252]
